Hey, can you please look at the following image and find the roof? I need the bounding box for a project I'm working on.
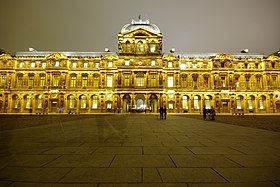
[15,51,117,58]
[165,52,265,59]
[121,19,161,34]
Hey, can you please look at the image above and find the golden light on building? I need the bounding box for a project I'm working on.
[0,18,280,114]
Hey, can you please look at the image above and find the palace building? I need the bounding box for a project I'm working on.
[0,19,280,114]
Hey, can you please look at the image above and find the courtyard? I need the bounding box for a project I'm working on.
[0,114,280,187]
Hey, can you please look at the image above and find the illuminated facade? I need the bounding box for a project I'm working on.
[0,19,280,114]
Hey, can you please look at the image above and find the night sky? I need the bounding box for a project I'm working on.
[1,0,279,55]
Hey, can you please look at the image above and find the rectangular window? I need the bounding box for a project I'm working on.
[53,76,59,86]
[168,62,173,68]
[192,63,197,68]
[72,62,77,68]
[83,62,88,68]
[93,77,99,87]
[1,75,7,86]
[108,61,113,67]
[17,76,23,87]
[92,96,98,109]
[70,77,77,87]
[31,62,36,68]
[40,77,45,87]
[150,44,156,53]
[168,76,173,87]
[107,75,112,87]
[168,103,173,109]
[182,77,186,88]
[136,77,144,87]
[55,61,60,67]
[28,77,34,87]
[150,75,157,87]
[19,62,25,68]
[125,60,130,66]
[151,60,156,66]
[95,63,99,68]
[42,62,46,68]
[124,75,130,86]
[82,77,88,87]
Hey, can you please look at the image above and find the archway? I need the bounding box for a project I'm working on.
[135,94,146,111]
[123,94,131,113]
[149,94,158,112]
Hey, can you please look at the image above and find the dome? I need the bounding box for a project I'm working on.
[121,19,161,33]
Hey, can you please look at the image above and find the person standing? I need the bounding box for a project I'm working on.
[163,106,167,119]
[203,106,207,120]
[159,107,163,119]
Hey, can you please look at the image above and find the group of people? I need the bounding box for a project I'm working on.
[159,106,167,119]
[202,106,216,120]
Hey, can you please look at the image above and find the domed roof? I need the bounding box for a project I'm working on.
[121,19,161,34]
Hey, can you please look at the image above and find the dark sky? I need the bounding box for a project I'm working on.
[1,0,280,55]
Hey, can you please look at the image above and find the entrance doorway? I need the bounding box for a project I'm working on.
[50,100,58,113]
[149,94,158,113]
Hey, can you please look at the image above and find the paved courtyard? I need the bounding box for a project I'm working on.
[0,114,280,187]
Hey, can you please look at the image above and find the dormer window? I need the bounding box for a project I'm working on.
[108,61,113,67]
[151,60,156,66]
[31,62,36,68]
[83,62,88,68]
[42,62,46,68]
[125,60,130,66]
[168,61,173,68]
[180,63,187,69]
[19,62,25,68]
[55,61,60,67]
[150,44,156,53]
[95,63,99,68]
[72,62,77,68]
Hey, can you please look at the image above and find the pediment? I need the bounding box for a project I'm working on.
[121,27,162,38]
[102,54,118,61]
[46,52,67,60]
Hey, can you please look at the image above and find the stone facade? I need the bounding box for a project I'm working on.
[0,19,280,114]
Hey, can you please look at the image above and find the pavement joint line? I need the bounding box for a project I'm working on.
[56,167,74,183]
[211,167,230,183]
[40,154,64,168]
[108,155,117,168]
[168,154,178,168]
[156,168,164,182]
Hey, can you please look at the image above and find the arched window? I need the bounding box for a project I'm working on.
[194,95,200,110]
[92,96,98,109]
[69,95,75,109]
[205,96,211,109]
[136,41,145,53]
[80,95,87,109]
[259,96,265,109]
[182,96,188,109]
[248,96,253,110]
[37,95,43,109]
[13,95,19,108]
[236,96,242,109]
[25,95,31,108]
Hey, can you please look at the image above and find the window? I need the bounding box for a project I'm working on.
[83,62,88,68]
[248,96,253,110]
[42,62,46,68]
[69,96,75,109]
[53,76,59,86]
[124,75,130,86]
[72,62,77,68]
[14,95,19,108]
[125,60,130,66]
[150,75,157,87]
[70,76,77,87]
[168,103,174,109]
[151,60,156,66]
[82,76,88,87]
[31,62,36,68]
[259,96,265,109]
[80,95,87,109]
[204,77,209,88]
[107,102,112,109]
[194,95,200,110]
[28,76,34,87]
[17,76,23,87]
[136,77,144,87]
[168,76,173,87]
[37,95,42,109]
[168,62,173,68]
[107,75,112,87]
[92,96,98,109]
[181,77,186,88]
[25,95,31,108]
[1,75,6,86]
[205,96,211,109]
[150,44,156,53]
[182,96,188,109]
[137,42,145,53]
[236,96,242,109]
[40,76,45,87]
[93,76,99,87]
[95,63,99,68]
[180,63,186,69]
[192,63,197,68]
[19,62,25,68]
[55,61,60,67]
[108,61,113,67]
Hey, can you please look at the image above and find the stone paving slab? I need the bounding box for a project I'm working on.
[99,183,188,187]
[110,155,176,168]
[158,168,226,182]
[188,181,279,187]
[143,146,193,154]
[214,167,280,182]
[7,183,98,187]
[0,167,71,182]
[60,168,142,183]
[42,146,97,154]
[225,155,280,167]
[170,155,241,167]
[188,146,244,155]
[93,146,142,154]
